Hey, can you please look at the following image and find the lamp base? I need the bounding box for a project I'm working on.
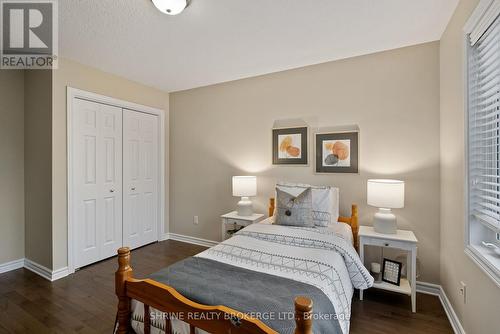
[237,197,253,216]
[373,208,397,234]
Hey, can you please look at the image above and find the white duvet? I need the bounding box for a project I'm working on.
[131,223,373,334]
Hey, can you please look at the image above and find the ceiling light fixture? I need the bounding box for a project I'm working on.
[152,0,187,16]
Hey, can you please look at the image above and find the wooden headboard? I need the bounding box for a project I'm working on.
[268,198,359,250]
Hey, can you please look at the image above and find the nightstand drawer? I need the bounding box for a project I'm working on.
[225,218,250,226]
[362,236,413,250]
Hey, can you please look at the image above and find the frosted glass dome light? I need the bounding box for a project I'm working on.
[152,0,187,15]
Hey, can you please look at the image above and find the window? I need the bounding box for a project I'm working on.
[465,0,500,285]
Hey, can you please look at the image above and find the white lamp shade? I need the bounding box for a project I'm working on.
[232,176,257,197]
[367,179,405,209]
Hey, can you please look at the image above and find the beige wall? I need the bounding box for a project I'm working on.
[170,42,441,283]
[52,58,170,270]
[24,70,53,268]
[0,70,25,264]
[440,0,500,333]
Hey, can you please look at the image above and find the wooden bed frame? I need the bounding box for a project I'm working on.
[115,199,359,334]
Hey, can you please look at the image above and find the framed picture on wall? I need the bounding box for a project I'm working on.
[272,126,308,165]
[315,130,358,173]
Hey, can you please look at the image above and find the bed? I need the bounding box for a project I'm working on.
[115,199,373,334]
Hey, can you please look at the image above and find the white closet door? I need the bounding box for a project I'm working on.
[73,99,123,268]
[123,109,159,249]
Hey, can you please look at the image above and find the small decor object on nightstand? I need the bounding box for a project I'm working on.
[370,262,382,282]
[367,179,405,234]
[232,176,257,216]
[382,259,402,286]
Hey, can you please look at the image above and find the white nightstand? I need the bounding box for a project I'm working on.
[358,225,418,312]
[221,211,265,241]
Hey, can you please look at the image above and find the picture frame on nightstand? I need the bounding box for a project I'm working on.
[382,258,402,286]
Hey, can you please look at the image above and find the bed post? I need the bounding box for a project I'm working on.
[351,204,359,251]
[116,247,133,334]
[294,296,313,334]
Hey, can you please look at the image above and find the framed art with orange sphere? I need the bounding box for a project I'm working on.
[272,126,308,165]
[315,131,358,173]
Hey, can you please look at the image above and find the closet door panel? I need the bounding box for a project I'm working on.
[123,109,159,249]
[141,112,159,245]
[123,111,142,249]
[74,99,122,268]
[74,99,100,267]
[99,104,123,259]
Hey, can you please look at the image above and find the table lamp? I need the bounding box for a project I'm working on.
[232,176,257,216]
[367,179,405,234]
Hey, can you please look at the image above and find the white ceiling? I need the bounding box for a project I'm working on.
[59,0,458,92]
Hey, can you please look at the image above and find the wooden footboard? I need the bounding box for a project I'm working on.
[115,247,314,334]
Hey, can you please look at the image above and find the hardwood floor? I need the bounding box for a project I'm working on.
[0,240,452,334]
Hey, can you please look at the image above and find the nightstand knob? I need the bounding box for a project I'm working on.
[384,242,389,247]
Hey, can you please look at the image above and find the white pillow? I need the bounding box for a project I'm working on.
[274,182,339,226]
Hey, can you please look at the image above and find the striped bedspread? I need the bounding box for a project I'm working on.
[130,223,373,334]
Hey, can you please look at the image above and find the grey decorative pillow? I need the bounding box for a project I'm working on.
[275,182,338,227]
[275,187,314,227]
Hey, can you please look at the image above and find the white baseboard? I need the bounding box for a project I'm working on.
[0,258,24,274]
[438,285,466,334]
[23,258,69,281]
[416,281,441,295]
[163,233,219,248]
[416,281,465,334]
[51,266,70,281]
[23,258,52,280]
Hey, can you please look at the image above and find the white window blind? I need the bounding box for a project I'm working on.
[467,9,500,281]
[469,0,500,45]
[468,13,500,232]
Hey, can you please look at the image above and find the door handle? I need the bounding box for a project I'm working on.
[110,189,115,193]
[131,187,136,191]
